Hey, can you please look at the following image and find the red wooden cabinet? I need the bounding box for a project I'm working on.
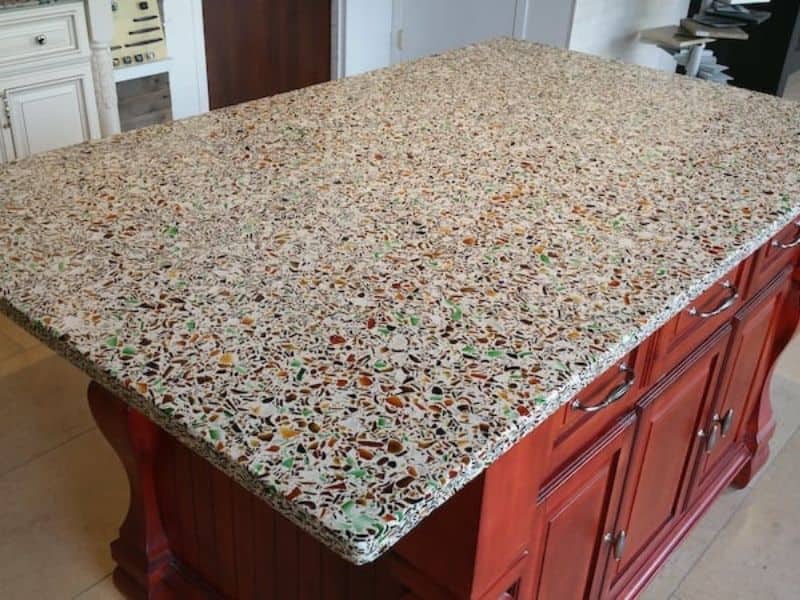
[531,413,637,600]
[600,327,731,598]
[688,269,794,504]
[89,225,800,600]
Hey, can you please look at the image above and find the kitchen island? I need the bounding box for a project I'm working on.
[1,39,799,599]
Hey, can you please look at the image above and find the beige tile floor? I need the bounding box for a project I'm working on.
[0,312,798,600]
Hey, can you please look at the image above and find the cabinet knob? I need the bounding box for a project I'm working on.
[35,34,48,46]
[698,415,721,453]
[720,408,735,437]
[604,530,627,561]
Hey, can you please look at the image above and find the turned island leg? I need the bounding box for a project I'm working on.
[732,364,778,488]
[89,383,173,599]
[734,266,800,488]
[88,383,405,600]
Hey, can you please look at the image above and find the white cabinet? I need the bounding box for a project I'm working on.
[2,63,98,160]
[0,2,100,163]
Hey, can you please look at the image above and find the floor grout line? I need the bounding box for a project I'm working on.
[668,489,750,597]
[70,572,114,600]
[668,421,800,598]
[0,425,97,480]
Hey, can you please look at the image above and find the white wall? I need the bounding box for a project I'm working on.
[340,0,526,76]
[391,0,520,64]
[337,0,691,78]
[523,0,576,49]
[569,0,691,71]
[342,0,393,76]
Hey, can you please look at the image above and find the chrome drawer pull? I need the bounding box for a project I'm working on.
[688,281,738,319]
[572,365,635,413]
[35,34,48,46]
[771,222,800,250]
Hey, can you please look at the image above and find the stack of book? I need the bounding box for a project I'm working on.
[679,0,771,41]
[640,0,773,84]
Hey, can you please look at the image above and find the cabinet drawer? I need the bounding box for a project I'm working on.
[0,4,89,70]
[748,218,800,296]
[647,263,748,385]
[548,349,644,476]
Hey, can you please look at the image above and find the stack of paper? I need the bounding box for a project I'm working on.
[640,0,773,84]
[680,18,748,40]
[695,1,771,27]
[669,47,735,83]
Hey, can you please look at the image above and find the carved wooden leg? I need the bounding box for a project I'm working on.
[732,366,777,488]
[734,271,800,488]
[88,382,173,599]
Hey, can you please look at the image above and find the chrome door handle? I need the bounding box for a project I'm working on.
[720,408,734,437]
[698,415,721,453]
[604,530,627,561]
[688,281,738,319]
[35,34,47,46]
[771,222,800,250]
[572,365,636,413]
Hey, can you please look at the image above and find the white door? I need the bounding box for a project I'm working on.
[391,0,523,64]
[2,63,99,161]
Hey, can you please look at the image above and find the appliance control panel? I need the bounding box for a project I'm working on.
[110,0,168,69]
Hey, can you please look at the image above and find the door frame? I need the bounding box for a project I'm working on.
[332,0,347,79]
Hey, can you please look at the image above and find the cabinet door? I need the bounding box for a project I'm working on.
[3,63,98,160]
[689,271,793,503]
[532,413,636,600]
[601,326,730,597]
[202,0,331,109]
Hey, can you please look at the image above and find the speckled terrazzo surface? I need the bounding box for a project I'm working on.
[2,39,800,564]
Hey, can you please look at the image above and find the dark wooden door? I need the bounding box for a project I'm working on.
[202,0,332,109]
[602,327,730,597]
[689,270,793,503]
[531,414,636,600]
